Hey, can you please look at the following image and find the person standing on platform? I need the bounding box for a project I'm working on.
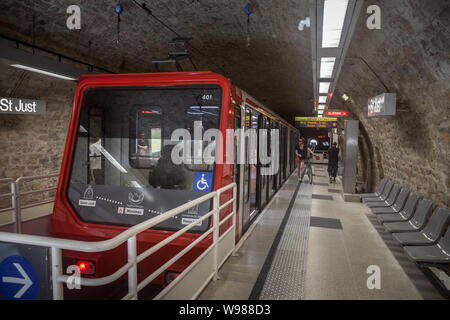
[327,142,340,183]
[296,137,314,182]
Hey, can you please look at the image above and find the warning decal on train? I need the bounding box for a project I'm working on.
[181,218,202,227]
[78,185,96,207]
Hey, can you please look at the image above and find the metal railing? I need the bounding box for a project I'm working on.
[0,183,237,300]
[0,173,59,233]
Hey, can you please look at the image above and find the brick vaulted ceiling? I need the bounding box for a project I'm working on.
[0,0,314,123]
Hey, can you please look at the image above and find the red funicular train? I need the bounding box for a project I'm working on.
[50,72,299,298]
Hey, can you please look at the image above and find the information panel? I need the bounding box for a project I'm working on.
[295,117,338,128]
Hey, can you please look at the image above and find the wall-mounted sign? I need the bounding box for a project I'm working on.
[326,110,348,117]
[0,98,46,115]
[368,93,396,117]
[295,117,338,129]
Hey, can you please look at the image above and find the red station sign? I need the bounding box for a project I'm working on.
[325,110,348,117]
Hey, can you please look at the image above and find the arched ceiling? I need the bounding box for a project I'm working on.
[0,0,314,123]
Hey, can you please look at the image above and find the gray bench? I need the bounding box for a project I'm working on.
[392,208,450,246]
[404,228,450,264]
[372,188,409,214]
[383,199,433,233]
[365,184,401,208]
[363,181,394,203]
[377,193,420,223]
[360,179,388,199]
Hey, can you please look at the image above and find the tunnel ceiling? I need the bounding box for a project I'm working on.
[0,0,314,123]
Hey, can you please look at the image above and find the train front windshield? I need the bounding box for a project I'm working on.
[67,85,222,232]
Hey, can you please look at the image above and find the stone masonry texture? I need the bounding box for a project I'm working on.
[332,0,449,208]
[0,0,448,209]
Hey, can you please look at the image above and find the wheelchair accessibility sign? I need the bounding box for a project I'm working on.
[193,172,213,192]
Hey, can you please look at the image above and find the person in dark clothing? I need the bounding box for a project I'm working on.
[296,137,314,181]
[327,142,340,183]
[149,145,186,189]
[137,131,149,155]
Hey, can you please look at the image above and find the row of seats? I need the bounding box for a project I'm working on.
[360,179,450,266]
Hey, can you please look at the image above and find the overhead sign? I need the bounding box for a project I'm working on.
[0,97,46,115]
[295,117,338,129]
[295,117,337,122]
[325,110,348,117]
[368,93,396,117]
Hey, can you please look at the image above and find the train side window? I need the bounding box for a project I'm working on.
[129,106,162,169]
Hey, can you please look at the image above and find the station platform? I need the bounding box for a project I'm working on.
[199,165,445,300]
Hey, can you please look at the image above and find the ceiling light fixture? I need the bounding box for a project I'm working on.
[10,64,76,81]
[319,96,327,103]
[320,57,336,78]
[319,82,331,94]
[322,0,349,48]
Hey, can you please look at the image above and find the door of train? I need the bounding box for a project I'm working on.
[272,121,280,192]
[267,119,275,199]
[234,105,242,219]
[258,116,268,208]
[283,126,288,180]
[242,106,259,233]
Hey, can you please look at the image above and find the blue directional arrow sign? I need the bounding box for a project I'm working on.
[0,256,39,300]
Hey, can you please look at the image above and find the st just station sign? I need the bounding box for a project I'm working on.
[295,117,338,129]
[0,97,46,115]
[368,93,396,117]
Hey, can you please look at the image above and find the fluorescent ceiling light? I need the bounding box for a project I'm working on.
[319,82,331,94]
[322,0,349,48]
[318,105,326,110]
[10,64,76,81]
[342,93,349,101]
[318,110,324,114]
[319,96,327,103]
[320,57,336,78]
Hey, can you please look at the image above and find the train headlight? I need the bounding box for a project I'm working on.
[76,260,96,275]
[164,271,181,286]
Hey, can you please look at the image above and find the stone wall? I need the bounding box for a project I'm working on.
[0,0,448,210]
[332,0,449,208]
[0,63,76,207]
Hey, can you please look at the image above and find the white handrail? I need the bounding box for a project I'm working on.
[0,189,216,251]
[0,173,59,233]
[0,182,237,300]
